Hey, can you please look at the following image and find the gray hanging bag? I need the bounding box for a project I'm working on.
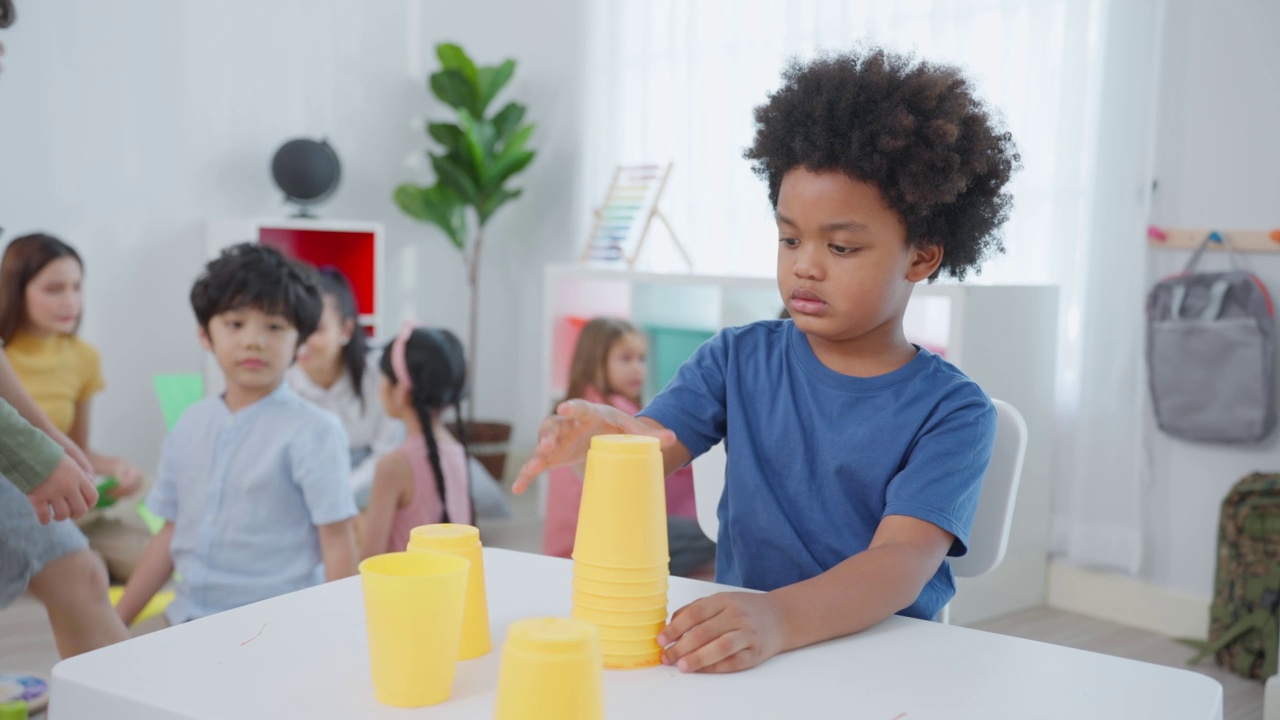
[1147,232,1276,442]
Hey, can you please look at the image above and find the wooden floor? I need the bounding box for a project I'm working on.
[0,492,1258,719]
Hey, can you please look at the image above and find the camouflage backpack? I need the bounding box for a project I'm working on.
[1186,472,1280,679]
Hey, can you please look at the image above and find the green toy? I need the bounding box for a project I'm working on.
[94,476,119,509]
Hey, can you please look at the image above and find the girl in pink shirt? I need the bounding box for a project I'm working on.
[544,318,714,576]
[359,324,472,558]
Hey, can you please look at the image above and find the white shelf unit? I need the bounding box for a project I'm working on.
[542,263,1058,625]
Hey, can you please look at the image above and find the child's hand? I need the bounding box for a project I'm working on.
[27,453,98,524]
[511,399,675,494]
[108,459,145,498]
[658,591,787,673]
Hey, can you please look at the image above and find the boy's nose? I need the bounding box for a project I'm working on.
[792,246,824,280]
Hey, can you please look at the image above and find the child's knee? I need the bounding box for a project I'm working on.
[29,549,111,607]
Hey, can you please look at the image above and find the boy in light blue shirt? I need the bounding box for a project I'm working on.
[118,244,358,625]
[515,48,1018,673]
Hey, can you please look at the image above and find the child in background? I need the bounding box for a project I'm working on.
[516,47,1016,673]
[117,243,358,626]
[0,233,148,580]
[359,324,472,558]
[543,318,715,576]
[287,266,403,508]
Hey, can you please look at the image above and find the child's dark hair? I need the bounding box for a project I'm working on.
[745,48,1020,281]
[0,0,15,29]
[315,266,369,408]
[0,233,83,344]
[190,243,322,342]
[380,328,472,524]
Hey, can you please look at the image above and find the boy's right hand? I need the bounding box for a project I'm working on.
[27,453,98,524]
[512,399,676,494]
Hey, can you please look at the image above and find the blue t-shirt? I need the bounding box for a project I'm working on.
[148,382,356,623]
[639,320,995,620]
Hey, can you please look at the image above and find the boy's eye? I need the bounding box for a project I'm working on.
[779,237,799,247]
[269,324,285,332]
[829,244,859,256]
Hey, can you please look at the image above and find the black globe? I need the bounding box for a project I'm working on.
[271,138,341,214]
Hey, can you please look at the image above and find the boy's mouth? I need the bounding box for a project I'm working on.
[239,359,267,369]
[790,288,827,315]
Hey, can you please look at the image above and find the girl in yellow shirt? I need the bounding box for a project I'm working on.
[0,233,147,579]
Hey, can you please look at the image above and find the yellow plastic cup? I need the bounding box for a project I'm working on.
[594,621,665,642]
[602,647,663,670]
[572,590,667,612]
[493,617,604,720]
[359,551,470,707]
[571,560,669,583]
[571,602,669,627]
[572,575,668,598]
[572,435,670,568]
[406,523,492,659]
[600,636,662,654]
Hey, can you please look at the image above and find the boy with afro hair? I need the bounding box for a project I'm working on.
[515,47,1019,672]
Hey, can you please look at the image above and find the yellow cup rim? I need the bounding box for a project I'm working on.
[589,434,661,455]
[408,523,480,550]
[359,550,469,578]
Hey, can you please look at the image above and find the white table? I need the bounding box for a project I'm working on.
[53,548,1223,719]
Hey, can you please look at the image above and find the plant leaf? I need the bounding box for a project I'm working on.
[481,122,535,191]
[393,183,468,251]
[428,122,466,155]
[490,102,526,142]
[436,43,478,88]
[458,109,497,169]
[475,59,515,116]
[430,69,479,115]
[477,187,522,226]
[431,153,482,205]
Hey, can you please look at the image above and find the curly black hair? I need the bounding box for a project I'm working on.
[745,48,1020,281]
[190,242,322,342]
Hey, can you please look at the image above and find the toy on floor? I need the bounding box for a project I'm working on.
[108,586,174,627]
[0,673,47,715]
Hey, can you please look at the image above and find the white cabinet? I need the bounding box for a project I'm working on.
[542,264,1057,624]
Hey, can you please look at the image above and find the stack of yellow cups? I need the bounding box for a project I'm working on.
[407,524,492,659]
[570,434,669,669]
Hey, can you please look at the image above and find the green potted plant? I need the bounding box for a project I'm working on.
[394,42,536,479]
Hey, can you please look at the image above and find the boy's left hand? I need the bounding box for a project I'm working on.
[657,591,787,673]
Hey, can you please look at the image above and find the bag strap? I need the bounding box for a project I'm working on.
[1185,231,1243,273]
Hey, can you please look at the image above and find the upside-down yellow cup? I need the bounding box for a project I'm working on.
[407,523,492,659]
[494,617,604,720]
[571,560,669,583]
[571,574,668,598]
[359,551,470,707]
[572,590,668,612]
[571,602,669,626]
[602,646,663,670]
[572,435,670,569]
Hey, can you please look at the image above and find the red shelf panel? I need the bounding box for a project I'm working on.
[258,227,377,317]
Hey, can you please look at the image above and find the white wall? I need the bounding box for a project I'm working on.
[1142,0,1280,598]
[0,0,586,475]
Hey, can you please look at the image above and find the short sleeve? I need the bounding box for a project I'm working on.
[147,430,181,521]
[292,415,357,526]
[637,330,729,459]
[77,340,106,401]
[882,391,996,557]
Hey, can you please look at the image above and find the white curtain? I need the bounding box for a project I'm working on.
[584,0,1163,576]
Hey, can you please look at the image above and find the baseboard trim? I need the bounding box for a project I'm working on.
[1047,561,1209,640]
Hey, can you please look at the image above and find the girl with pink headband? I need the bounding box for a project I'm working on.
[359,322,473,558]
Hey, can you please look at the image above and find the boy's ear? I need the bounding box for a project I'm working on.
[341,317,356,345]
[197,326,213,352]
[906,241,944,282]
